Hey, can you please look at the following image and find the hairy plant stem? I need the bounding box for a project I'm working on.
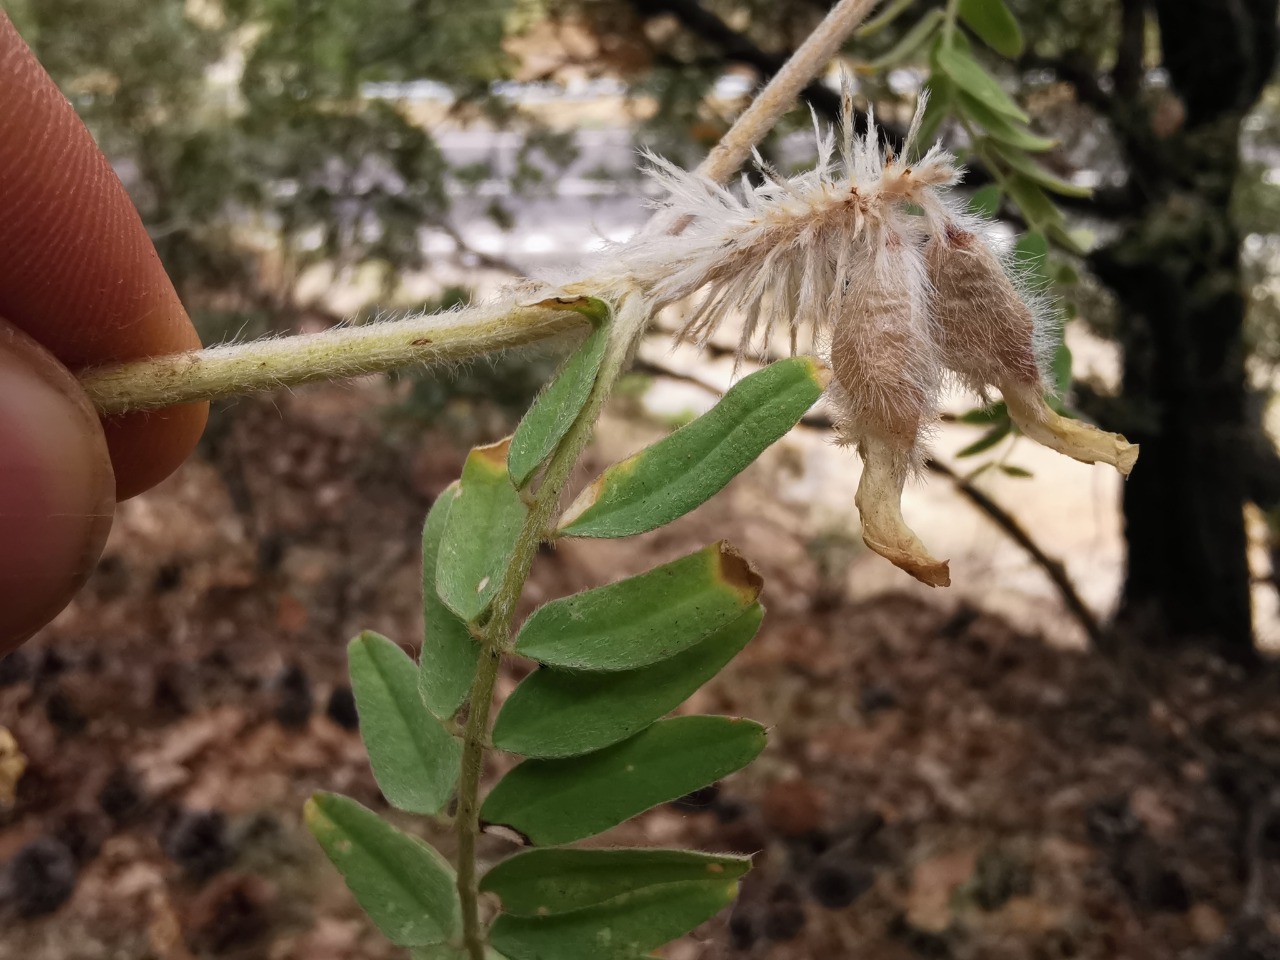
[696,0,880,184]
[76,0,879,416]
[452,296,648,960]
[79,299,591,414]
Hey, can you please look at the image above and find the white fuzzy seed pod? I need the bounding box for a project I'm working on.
[829,233,950,587]
[925,224,1045,395]
[829,234,939,453]
[926,223,1138,475]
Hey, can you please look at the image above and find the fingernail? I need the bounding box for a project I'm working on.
[0,320,114,653]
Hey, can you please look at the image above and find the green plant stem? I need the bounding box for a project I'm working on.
[452,295,648,960]
[943,0,960,43]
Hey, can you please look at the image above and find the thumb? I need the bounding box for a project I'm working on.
[0,319,114,654]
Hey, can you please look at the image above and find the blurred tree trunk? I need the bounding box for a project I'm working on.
[1092,0,1278,660]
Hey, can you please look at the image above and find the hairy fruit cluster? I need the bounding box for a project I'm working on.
[612,80,1137,587]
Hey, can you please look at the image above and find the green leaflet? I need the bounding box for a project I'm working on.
[512,542,762,672]
[958,401,1009,426]
[916,73,954,146]
[481,848,752,917]
[305,793,461,947]
[349,632,461,815]
[508,317,609,488]
[968,184,1002,218]
[956,421,1012,458]
[495,604,763,757]
[935,41,1028,123]
[858,8,944,72]
[1012,229,1073,398]
[557,356,828,539]
[436,438,527,623]
[958,0,1023,58]
[988,141,1092,197]
[856,0,915,37]
[1004,174,1064,232]
[488,879,740,960]
[480,716,766,846]
[957,91,1056,152]
[419,483,480,720]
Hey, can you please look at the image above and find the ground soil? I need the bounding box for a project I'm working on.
[4,381,1280,960]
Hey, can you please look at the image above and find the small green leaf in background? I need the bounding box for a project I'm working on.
[999,464,1034,478]
[859,7,944,72]
[349,632,460,815]
[305,793,461,946]
[958,0,1024,58]
[934,41,1028,123]
[557,356,828,539]
[495,604,763,758]
[437,438,527,622]
[1013,230,1050,282]
[419,483,479,720]
[508,319,609,488]
[489,879,740,960]
[856,0,915,37]
[513,542,761,672]
[480,715,766,845]
[958,401,1009,426]
[1050,341,1074,396]
[481,847,752,916]
[916,74,954,146]
[1004,175,1063,232]
[956,421,1012,458]
[968,184,1003,218]
[989,142,1092,197]
[956,91,1056,152]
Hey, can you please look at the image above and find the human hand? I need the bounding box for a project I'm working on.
[0,13,207,653]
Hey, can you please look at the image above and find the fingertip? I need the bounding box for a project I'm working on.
[0,14,207,497]
[102,402,210,501]
[0,321,114,654]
